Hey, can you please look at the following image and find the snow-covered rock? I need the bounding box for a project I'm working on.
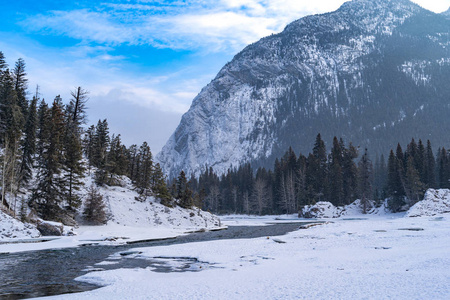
[0,210,40,240]
[300,199,389,218]
[299,201,344,218]
[406,189,450,217]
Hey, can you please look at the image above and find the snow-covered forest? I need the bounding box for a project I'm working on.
[0,51,201,228]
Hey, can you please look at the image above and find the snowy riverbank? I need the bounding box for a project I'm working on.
[37,213,450,299]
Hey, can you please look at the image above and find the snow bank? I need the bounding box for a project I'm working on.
[406,189,450,217]
[0,210,40,240]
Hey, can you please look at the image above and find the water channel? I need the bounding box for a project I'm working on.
[0,222,313,299]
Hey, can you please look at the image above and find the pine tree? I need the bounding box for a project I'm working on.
[13,58,28,119]
[93,119,110,185]
[437,148,449,188]
[387,149,405,212]
[151,163,172,206]
[0,69,24,212]
[135,141,153,195]
[424,140,436,188]
[31,96,66,220]
[328,137,344,206]
[358,148,372,214]
[341,140,358,205]
[18,96,38,187]
[404,156,424,206]
[83,125,96,171]
[83,185,107,225]
[176,170,193,208]
[0,51,7,74]
[36,99,50,158]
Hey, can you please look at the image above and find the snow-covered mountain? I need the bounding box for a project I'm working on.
[157,0,450,178]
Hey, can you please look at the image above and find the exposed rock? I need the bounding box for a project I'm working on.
[37,222,63,236]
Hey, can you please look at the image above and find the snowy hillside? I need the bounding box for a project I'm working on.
[0,174,221,244]
[91,176,220,229]
[157,0,450,178]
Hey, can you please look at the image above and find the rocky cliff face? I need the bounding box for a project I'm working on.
[157,0,450,178]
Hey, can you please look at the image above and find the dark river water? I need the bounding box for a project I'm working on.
[0,222,312,299]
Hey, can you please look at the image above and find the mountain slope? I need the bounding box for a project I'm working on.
[157,0,450,178]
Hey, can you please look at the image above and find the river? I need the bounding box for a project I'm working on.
[0,222,313,299]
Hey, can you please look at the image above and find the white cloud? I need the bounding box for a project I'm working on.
[22,1,449,54]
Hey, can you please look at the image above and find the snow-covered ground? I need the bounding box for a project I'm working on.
[0,210,40,240]
[38,213,450,300]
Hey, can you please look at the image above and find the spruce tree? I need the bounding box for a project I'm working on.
[93,119,110,185]
[358,148,372,214]
[176,170,193,208]
[404,156,424,205]
[13,58,28,118]
[424,140,436,188]
[83,185,107,225]
[387,149,405,212]
[31,96,66,220]
[329,137,344,206]
[151,163,172,206]
[19,96,38,187]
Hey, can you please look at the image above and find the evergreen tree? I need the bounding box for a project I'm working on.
[387,148,405,212]
[151,163,172,206]
[0,69,24,212]
[176,170,193,208]
[424,140,436,188]
[83,125,96,169]
[12,58,28,119]
[31,96,66,220]
[18,96,38,187]
[36,99,50,158]
[135,141,153,195]
[328,137,344,206]
[0,51,6,74]
[358,148,372,214]
[341,140,358,205]
[83,185,107,225]
[437,148,449,188]
[93,119,110,185]
[404,156,424,205]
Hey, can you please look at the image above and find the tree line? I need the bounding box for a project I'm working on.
[183,134,444,215]
[0,52,174,224]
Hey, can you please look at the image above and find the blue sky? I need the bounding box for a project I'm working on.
[0,0,448,153]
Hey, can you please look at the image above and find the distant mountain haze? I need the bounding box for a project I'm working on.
[157,0,450,178]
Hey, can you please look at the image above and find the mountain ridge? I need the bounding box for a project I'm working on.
[157,0,450,178]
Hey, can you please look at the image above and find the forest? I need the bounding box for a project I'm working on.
[1,52,450,223]
[0,52,172,225]
[187,133,444,215]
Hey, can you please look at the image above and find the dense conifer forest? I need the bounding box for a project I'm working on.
[186,133,444,215]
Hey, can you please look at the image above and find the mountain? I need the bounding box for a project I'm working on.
[157,0,450,179]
